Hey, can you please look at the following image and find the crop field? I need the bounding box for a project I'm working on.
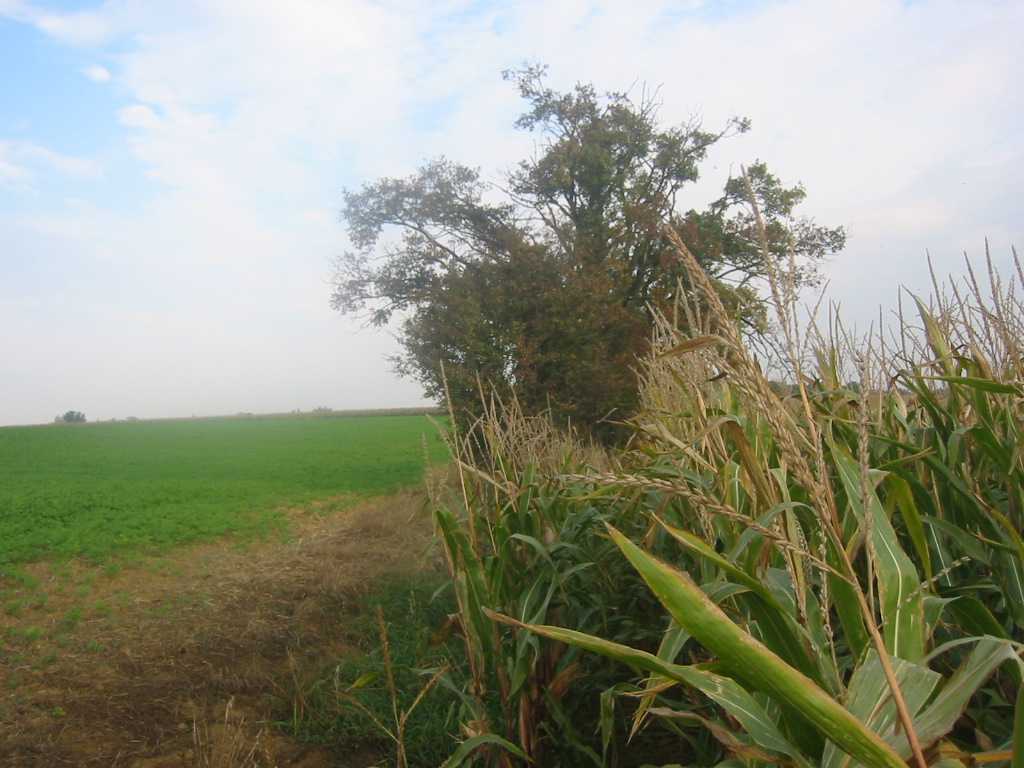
[0,411,448,570]
[0,411,449,767]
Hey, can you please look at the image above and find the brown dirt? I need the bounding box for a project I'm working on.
[0,490,442,767]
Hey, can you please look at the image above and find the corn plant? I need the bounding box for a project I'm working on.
[431,393,713,766]
[481,229,1024,766]
[434,186,1023,764]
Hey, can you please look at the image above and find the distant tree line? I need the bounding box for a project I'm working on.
[54,411,86,424]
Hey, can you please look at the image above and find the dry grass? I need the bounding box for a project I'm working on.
[0,491,439,768]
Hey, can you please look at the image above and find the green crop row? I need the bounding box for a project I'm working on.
[0,413,447,568]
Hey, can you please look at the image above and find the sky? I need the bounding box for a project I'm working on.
[1,0,1021,426]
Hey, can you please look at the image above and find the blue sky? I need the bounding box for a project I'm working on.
[1,0,1022,426]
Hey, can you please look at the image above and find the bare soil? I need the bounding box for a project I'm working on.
[0,491,441,767]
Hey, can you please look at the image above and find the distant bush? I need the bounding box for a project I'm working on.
[54,411,86,424]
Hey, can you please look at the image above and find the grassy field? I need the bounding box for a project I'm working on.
[0,411,448,570]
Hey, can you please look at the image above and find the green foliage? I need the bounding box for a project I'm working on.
[332,66,844,438]
[430,405,688,767]
[677,160,846,297]
[0,414,447,568]
[432,235,1024,766]
[289,577,463,767]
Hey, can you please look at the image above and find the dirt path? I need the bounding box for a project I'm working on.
[0,490,440,767]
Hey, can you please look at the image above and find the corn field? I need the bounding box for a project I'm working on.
[427,217,1023,767]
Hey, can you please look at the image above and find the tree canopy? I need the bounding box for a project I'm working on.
[332,65,846,436]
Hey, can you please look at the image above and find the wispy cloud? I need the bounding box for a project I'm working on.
[0,139,102,187]
[0,141,33,187]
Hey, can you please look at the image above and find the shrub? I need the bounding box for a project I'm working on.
[54,411,86,424]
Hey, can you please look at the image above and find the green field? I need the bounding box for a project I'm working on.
[0,412,448,569]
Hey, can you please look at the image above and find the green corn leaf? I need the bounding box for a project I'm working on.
[823,535,870,660]
[886,474,932,579]
[913,297,957,377]
[439,732,532,768]
[484,608,806,763]
[923,595,956,639]
[948,596,1010,639]
[514,461,537,524]
[601,681,642,762]
[922,515,992,564]
[822,651,941,768]
[602,527,908,768]
[947,597,1021,686]
[662,521,824,686]
[628,622,696,740]
[435,508,495,660]
[966,424,1015,472]
[987,504,1024,565]
[516,567,559,625]
[541,689,603,765]
[915,637,1017,750]
[1013,682,1024,768]
[997,550,1024,626]
[648,707,782,763]
[917,375,1023,395]
[508,629,539,697]
[832,444,925,662]
[508,533,556,568]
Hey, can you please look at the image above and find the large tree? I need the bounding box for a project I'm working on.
[332,65,845,435]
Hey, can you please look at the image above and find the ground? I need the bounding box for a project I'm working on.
[0,490,440,767]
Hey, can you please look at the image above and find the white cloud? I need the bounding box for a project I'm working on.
[82,63,111,82]
[117,103,160,129]
[0,0,1021,425]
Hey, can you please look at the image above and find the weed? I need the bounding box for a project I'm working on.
[3,597,28,615]
[35,652,58,668]
[61,606,83,630]
[289,577,462,767]
[1,569,37,591]
[3,626,43,643]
